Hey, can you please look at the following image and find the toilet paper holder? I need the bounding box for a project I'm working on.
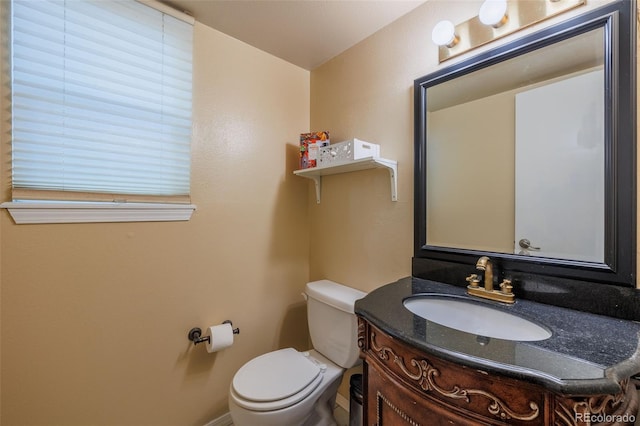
[188,320,240,346]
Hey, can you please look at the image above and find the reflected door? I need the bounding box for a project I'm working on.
[514,69,604,262]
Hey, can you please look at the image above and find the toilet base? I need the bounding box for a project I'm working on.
[302,374,340,426]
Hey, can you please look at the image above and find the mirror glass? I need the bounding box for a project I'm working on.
[425,28,605,263]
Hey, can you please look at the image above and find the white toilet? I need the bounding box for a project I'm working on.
[228,279,366,426]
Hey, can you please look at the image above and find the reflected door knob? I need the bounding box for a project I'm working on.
[518,239,540,250]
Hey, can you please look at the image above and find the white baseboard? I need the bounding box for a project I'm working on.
[336,393,350,412]
[203,412,233,426]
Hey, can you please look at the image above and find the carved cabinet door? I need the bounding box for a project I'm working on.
[366,361,490,426]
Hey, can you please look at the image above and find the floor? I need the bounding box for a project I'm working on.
[228,405,350,426]
[334,405,349,426]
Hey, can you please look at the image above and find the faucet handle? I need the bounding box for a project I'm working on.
[466,273,481,288]
[500,279,513,295]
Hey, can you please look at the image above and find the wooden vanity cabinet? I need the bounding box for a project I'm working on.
[358,319,639,426]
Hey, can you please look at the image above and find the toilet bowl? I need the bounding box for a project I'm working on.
[228,280,366,426]
[229,349,343,426]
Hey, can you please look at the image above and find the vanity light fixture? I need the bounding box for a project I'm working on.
[434,0,586,63]
[478,0,508,28]
[431,20,459,48]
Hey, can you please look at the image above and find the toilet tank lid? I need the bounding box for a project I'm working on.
[305,280,366,314]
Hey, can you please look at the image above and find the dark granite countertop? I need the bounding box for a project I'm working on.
[355,276,640,395]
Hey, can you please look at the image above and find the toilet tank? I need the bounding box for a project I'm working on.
[305,280,367,368]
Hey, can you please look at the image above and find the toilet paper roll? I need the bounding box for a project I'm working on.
[205,323,234,353]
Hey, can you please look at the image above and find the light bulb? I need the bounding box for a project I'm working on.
[431,20,459,48]
[479,0,508,28]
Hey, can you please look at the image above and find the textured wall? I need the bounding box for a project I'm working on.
[0,20,310,425]
[308,0,616,398]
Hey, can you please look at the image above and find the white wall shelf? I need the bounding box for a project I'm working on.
[293,157,397,203]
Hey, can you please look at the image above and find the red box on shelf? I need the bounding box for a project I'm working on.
[299,131,330,169]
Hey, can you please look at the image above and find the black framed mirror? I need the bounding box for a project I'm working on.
[414,1,636,286]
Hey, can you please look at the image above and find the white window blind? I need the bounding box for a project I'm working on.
[11,0,193,203]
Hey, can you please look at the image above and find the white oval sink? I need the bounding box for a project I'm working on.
[403,295,552,341]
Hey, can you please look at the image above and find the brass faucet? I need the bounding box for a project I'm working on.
[476,256,494,291]
[466,256,515,303]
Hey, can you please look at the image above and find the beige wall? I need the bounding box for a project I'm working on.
[0,0,634,424]
[0,18,310,426]
[309,0,614,292]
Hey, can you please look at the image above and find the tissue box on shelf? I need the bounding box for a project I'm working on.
[318,138,380,167]
[299,131,330,169]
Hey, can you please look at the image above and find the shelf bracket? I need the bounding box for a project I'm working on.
[311,176,322,204]
[386,162,398,202]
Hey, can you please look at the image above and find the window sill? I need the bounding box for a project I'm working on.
[0,201,196,224]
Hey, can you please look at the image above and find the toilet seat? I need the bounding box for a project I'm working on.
[231,348,324,412]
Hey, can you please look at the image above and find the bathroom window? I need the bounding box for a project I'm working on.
[3,0,195,223]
